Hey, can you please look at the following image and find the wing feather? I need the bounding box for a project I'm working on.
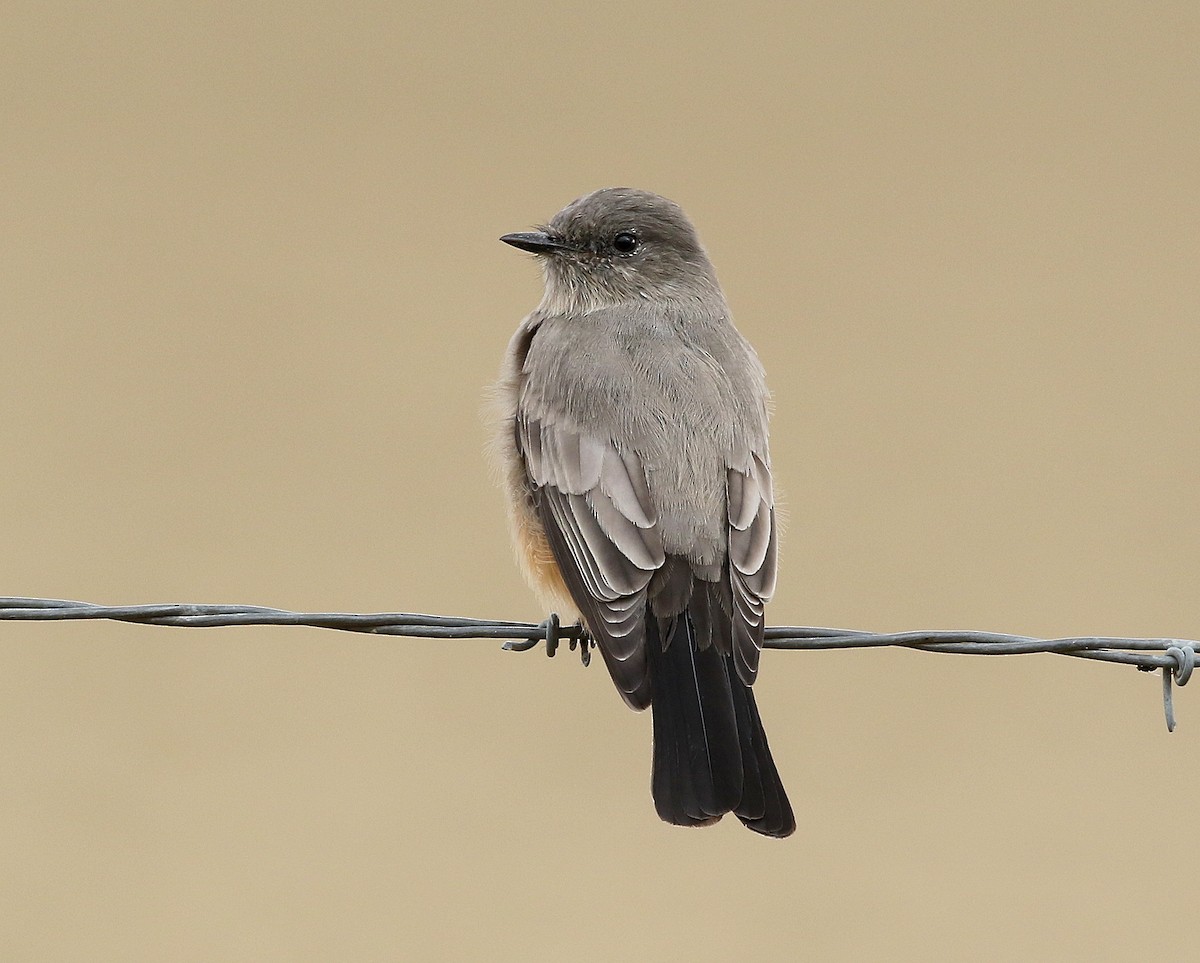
[599,445,656,528]
[517,413,663,709]
[726,453,778,686]
[587,488,665,572]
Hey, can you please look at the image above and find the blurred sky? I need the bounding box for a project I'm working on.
[2,2,1198,960]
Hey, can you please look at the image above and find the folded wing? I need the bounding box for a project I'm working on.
[518,414,664,709]
[726,451,778,685]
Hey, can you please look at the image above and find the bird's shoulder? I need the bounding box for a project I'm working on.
[523,299,762,388]
[513,301,767,455]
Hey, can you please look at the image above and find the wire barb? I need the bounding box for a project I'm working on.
[1161,644,1195,732]
[1,597,1195,729]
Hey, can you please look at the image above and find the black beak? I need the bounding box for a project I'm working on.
[500,231,574,254]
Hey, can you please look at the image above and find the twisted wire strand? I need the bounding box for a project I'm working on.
[2,596,1194,729]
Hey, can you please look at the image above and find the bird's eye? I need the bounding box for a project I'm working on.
[612,231,640,254]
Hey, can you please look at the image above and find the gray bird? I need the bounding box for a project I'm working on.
[492,187,794,837]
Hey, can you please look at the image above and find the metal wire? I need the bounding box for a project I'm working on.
[1,596,1194,730]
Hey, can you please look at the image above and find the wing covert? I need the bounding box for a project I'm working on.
[517,414,663,709]
[727,451,778,685]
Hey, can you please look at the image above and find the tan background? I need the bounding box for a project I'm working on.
[2,2,1197,960]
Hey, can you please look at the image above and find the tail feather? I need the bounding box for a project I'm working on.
[648,613,795,838]
[648,618,705,824]
[650,695,715,826]
[730,658,795,837]
[648,616,736,823]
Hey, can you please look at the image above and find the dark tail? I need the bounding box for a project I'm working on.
[647,614,795,838]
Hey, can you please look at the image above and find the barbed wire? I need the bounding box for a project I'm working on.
[1,596,1194,731]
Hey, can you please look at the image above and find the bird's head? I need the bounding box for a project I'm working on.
[502,187,720,313]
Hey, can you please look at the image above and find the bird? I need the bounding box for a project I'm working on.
[491,187,794,837]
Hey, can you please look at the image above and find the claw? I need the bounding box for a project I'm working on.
[568,624,593,667]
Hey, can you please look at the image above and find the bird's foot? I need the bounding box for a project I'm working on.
[568,626,593,668]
